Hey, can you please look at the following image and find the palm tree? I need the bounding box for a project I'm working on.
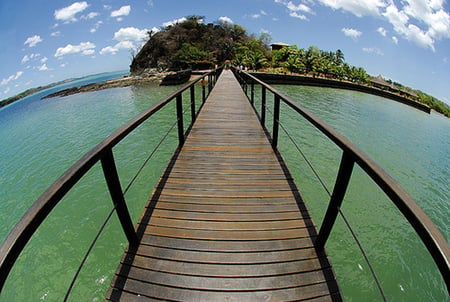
[243,51,267,71]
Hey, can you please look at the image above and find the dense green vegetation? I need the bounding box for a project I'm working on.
[131,16,449,117]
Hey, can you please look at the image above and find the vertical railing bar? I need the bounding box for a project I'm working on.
[176,94,184,146]
[250,80,255,106]
[201,79,206,104]
[261,86,266,127]
[272,95,281,149]
[315,151,354,249]
[101,149,139,246]
[190,85,196,124]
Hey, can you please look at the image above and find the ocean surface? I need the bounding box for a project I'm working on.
[0,72,448,301]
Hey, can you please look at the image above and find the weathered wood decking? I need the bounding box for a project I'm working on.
[106,70,341,301]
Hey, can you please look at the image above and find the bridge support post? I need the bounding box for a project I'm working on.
[316,151,355,249]
[190,86,196,123]
[272,95,280,148]
[250,80,254,106]
[101,149,139,246]
[176,94,184,146]
[261,86,266,127]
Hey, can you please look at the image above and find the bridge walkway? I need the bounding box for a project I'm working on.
[106,70,341,301]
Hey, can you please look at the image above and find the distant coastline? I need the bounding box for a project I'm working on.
[41,76,159,99]
[250,72,431,114]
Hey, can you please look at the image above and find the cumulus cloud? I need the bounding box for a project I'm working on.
[21,53,40,64]
[24,35,43,47]
[111,5,131,21]
[54,42,96,57]
[82,12,99,20]
[90,21,103,33]
[1,71,23,86]
[163,17,187,28]
[114,27,148,42]
[218,16,233,24]
[392,36,399,44]
[100,27,149,55]
[377,27,387,36]
[362,47,384,55]
[382,2,444,51]
[38,64,49,71]
[342,27,362,40]
[54,1,89,23]
[275,0,314,20]
[318,0,386,17]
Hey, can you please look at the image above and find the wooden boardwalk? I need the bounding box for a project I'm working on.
[106,70,341,301]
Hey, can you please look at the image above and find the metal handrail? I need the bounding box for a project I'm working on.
[0,68,221,295]
[233,68,450,294]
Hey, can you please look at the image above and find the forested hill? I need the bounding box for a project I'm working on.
[130,15,269,73]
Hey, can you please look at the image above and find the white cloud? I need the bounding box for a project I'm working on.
[41,57,48,63]
[100,27,149,55]
[99,46,118,55]
[251,13,262,19]
[318,0,386,17]
[290,12,308,20]
[377,27,387,36]
[111,5,131,20]
[82,12,99,20]
[218,16,234,24]
[363,47,384,55]
[54,42,96,57]
[1,71,23,86]
[90,21,103,33]
[114,27,148,42]
[162,17,187,28]
[21,53,40,64]
[24,35,43,47]
[342,27,362,39]
[51,31,61,37]
[54,1,89,23]
[38,64,49,71]
[275,0,314,19]
[287,2,313,14]
[392,36,399,44]
[382,2,449,51]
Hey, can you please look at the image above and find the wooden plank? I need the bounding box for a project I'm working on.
[106,70,341,301]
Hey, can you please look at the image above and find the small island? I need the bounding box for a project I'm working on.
[2,15,449,118]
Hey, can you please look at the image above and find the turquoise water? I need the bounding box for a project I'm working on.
[0,76,448,301]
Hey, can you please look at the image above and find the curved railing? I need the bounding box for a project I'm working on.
[0,69,221,297]
[233,68,449,296]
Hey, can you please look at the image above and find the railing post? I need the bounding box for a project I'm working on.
[101,149,139,246]
[316,151,355,249]
[250,80,254,106]
[201,78,206,104]
[176,94,184,146]
[190,85,196,123]
[261,86,266,127]
[208,74,212,95]
[272,95,280,148]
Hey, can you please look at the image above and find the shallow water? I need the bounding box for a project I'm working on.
[0,76,448,301]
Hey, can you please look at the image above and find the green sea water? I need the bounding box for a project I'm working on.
[0,74,448,301]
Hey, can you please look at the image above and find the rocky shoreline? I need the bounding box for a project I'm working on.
[41,75,162,99]
[41,69,195,99]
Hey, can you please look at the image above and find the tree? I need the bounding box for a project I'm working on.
[243,51,267,71]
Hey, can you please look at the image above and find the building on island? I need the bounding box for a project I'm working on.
[271,42,290,51]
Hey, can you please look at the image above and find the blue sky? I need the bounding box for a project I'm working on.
[1,0,449,104]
